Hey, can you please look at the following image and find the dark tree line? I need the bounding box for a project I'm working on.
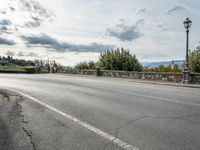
[0,55,34,66]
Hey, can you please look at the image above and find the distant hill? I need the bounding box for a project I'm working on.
[142,60,184,68]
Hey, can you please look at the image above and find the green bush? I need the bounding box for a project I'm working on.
[74,48,143,72]
[24,67,36,74]
[189,47,200,73]
[143,65,182,73]
[99,48,143,72]
[75,61,96,70]
[0,66,36,73]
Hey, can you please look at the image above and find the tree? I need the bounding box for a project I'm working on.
[74,61,97,70]
[0,55,35,66]
[189,47,200,73]
[75,61,89,70]
[88,61,96,69]
[7,55,12,61]
[158,65,171,72]
[99,48,143,72]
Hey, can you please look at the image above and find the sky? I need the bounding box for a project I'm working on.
[0,0,200,66]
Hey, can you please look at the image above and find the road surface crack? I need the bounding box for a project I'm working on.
[16,96,37,150]
[102,112,200,150]
[102,116,145,150]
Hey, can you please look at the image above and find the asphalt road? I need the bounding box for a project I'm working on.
[0,74,200,150]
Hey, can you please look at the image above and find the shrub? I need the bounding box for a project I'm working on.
[99,48,143,72]
[189,47,200,73]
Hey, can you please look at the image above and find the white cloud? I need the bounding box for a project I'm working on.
[136,7,147,15]
[106,19,144,41]
[0,0,200,65]
[0,37,16,45]
[167,5,186,14]
[4,50,15,56]
[21,33,115,52]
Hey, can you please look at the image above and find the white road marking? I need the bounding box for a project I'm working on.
[7,88,139,150]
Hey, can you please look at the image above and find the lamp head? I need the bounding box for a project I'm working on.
[183,18,192,29]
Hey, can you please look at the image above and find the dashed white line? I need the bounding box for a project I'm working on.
[8,88,139,150]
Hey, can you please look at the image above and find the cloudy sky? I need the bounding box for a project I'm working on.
[0,0,200,66]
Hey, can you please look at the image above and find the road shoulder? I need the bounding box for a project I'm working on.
[0,89,124,150]
[0,90,34,150]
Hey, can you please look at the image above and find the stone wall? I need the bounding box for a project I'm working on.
[61,69,96,76]
[190,73,200,84]
[60,69,200,84]
[101,70,183,82]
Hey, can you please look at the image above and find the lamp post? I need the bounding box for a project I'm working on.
[183,18,192,84]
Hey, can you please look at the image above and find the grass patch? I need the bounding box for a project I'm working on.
[0,66,36,73]
[0,66,34,69]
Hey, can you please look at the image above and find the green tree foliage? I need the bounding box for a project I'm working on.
[189,47,200,73]
[99,48,143,71]
[143,65,182,73]
[0,55,34,66]
[88,61,96,69]
[158,65,171,72]
[75,61,96,70]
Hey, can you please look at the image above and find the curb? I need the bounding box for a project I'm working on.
[126,80,200,89]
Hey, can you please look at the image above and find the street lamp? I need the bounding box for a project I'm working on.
[183,18,192,84]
